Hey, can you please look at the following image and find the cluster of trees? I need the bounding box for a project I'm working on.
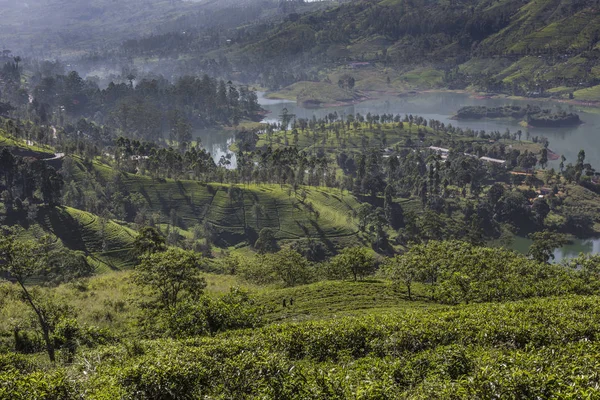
[0,226,93,362]
[132,246,263,339]
[1,63,262,143]
[113,137,219,179]
[231,237,598,304]
[383,240,580,304]
[33,72,260,132]
[0,149,63,218]
[236,246,376,287]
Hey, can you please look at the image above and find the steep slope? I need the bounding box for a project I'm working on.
[35,206,137,272]
[70,157,361,249]
[217,0,600,99]
[0,0,332,59]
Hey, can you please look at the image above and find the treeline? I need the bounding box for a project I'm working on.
[231,238,600,303]
[48,113,595,247]
[0,58,262,143]
[33,72,261,135]
[0,149,63,217]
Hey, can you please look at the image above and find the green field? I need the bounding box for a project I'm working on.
[68,156,362,250]
[256,280,436,323]
[0,128,55,158]
[35,206,137,273]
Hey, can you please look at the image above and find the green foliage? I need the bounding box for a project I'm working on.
[133,248,207,310]
[239,248,315,287]
[327,247,376,281]
[383,255,418,300]
[564,254,600,292]
[396,241,576,304]
[254,227,279,254]
[117,354,207,400]
[7,296,600,399]
[0,226,63,362]
[132,226,166,257]
[0,353,35,374]
[528,231,568,264]
[161,288,265,338]
[0,369,79,400]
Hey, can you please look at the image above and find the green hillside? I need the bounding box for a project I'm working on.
[70,156,361,249]
[6,289,600,398]
[0,128,55,159]
[35,206,137,273]
[219,0,600,100]
[1,151,362,274]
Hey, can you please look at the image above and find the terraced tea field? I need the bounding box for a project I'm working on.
[36,206,137,272]
[72,157,362,249]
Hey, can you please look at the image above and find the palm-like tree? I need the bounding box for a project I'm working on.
[251,202,265,229]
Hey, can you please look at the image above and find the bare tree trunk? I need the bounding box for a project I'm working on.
[18,281,55,363]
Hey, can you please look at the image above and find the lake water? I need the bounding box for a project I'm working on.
[200,90,600,260]
[258,91,600,169]
[510,236,600,263]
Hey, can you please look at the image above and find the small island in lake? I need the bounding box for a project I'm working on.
[453,105,582,127]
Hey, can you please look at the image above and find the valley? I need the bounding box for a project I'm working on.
[3,0,600,398]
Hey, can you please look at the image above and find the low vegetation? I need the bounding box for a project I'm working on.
[454,105,582,127]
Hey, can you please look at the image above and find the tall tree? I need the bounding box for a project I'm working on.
[385,255,418,300]
[0,227,56,362]
[133,226,166,257]
[134,248,206,310]
[528,231,568,264]
[328,247,375,281]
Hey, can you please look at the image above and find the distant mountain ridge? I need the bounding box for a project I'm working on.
[4,0,600,99]
[218,0,600,99]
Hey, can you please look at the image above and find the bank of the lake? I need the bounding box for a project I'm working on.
[259,91,600,169]
[257,91,600,260]
[510,236,600,263]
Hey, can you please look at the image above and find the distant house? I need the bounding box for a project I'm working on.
[480,156,506,165]
[348,62,370,69]
[428,146,450,154]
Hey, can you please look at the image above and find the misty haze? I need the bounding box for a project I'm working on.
[2,0,600,398]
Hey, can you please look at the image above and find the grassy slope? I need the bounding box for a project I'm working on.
[0,271,432,341]
[256,280,436,323]
[72,157,361,249]
[0,129,55,158]
[35,206,137,273]
[1,135,363,274]
[256,0,600,101]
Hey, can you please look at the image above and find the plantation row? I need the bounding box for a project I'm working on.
[3,296,600,399]
[70,156,360,246]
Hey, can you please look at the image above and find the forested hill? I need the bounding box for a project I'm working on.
[5,0,600,98]
[0,0,330,59]
[217,0,600,97]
